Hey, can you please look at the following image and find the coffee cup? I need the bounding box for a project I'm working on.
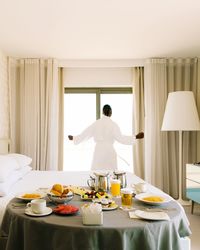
[134,183,147,194]
[27,199,47,214]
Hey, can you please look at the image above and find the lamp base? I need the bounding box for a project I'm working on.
[176,198,191,206]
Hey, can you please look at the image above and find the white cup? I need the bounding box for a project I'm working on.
[27,199,47,214]
[134,183,147,194]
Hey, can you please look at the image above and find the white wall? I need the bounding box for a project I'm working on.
[0,50,9,138]
[63,67,133,87]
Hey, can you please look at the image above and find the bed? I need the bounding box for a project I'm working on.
[0,170,91,225]
[0,151,191,249]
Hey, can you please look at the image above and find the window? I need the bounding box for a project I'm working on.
[64,88,133,172]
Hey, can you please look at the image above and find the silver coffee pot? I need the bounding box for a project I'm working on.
[87,172,110,192]
[113,170,127,188]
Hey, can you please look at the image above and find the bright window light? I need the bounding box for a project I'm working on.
[64,94,96,171]
[64,92,133,172]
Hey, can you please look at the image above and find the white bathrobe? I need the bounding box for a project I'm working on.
[73,115,135,170]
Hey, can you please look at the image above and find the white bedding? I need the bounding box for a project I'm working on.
[0,170,89,224]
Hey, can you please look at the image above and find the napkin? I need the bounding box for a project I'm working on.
[81,203,102,215]
[81,203,103,225]
[129,211,140,219]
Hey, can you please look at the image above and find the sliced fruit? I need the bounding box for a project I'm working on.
[53,204,79,214]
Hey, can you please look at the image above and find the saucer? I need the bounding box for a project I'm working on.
[25,207,52,217]
[102,203,118,211]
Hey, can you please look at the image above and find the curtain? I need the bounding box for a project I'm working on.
[144,58,200,199]
[132,67,145,178]
[8,58,64,171]
[144,59,168,189]
[57,68,64,170]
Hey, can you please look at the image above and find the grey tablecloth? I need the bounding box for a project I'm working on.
[0,195,191,250]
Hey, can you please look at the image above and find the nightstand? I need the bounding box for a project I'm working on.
[186,163,200,214]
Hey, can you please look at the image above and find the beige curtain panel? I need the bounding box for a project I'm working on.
[144,58,200,199]
[8,58,64,171]
[132,67,145,179]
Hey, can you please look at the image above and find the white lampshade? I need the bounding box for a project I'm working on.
[161,91,200,131]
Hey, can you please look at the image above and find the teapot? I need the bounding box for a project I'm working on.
[113,170,127,188]
[87,171,110,192]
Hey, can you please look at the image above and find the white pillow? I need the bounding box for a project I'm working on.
[0,166,32,196]
[0,155,19,182]
[19,165,32,177]
[7,153,32,168]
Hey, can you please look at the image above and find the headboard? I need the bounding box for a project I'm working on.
[0,139,10,154]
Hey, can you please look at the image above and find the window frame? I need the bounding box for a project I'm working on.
[64,87,132,119]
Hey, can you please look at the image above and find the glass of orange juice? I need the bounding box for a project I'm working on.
[110,179,121,197]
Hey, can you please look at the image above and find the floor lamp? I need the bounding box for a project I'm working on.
[161,91,200,204]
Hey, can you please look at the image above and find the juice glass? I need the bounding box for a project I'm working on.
[110,179,121,197]
[121,188,133,208]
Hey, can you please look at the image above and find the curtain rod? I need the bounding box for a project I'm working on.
[58,59,145,68]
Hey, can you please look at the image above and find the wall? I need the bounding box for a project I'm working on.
[63,67,133,87]
[0,50,9,138]
[61,59,145,87]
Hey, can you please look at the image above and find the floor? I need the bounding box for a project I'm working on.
[183,204,200,250]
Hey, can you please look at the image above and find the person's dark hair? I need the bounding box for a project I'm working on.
[103,104,112,117]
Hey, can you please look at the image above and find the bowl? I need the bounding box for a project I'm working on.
[47,191,74,204]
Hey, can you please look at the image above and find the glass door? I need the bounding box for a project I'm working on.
[64,88,133,172]
[64,93,96,171]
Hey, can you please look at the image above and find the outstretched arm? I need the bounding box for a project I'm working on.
[113,125,135,145]
[114,124,144,145]
[68,122,95,145]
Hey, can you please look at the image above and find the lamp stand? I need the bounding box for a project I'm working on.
[177,131,190,206]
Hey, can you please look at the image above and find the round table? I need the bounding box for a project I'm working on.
[0,194,191,250]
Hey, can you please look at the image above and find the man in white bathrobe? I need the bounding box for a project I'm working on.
[68,104,144,171]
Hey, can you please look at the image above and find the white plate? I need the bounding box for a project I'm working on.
[92,198,113,204]
[102,203,118,211]
[16,192,46,201]
[92,198,118,211]
[25,207,52,217]
[134,210,170,221]
[135,193,172,206]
